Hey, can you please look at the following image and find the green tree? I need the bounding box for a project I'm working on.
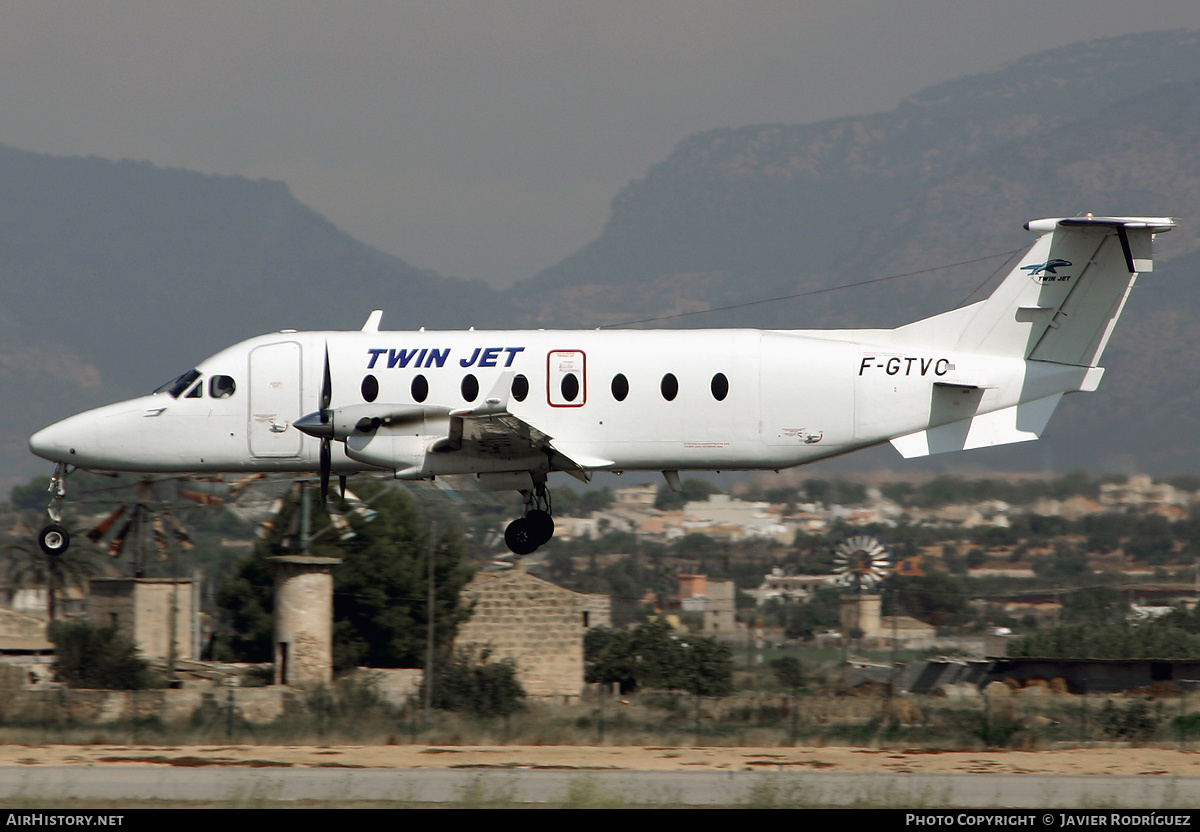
[215,484,475,671]
[895,570,968,628]
[9,477,51,511]
[555,487,614,517]
[1061,586,1127,626]
[213,544,275,662]
[1009,622,1200,659]
[333,490,474,670]
[49,620,155,689]
[1125,515,1175,564]
[1032,541,1089,579]
[769,655,805,691]
[779,589,841,640]
[585,619,732,695]
[676,636,734,697]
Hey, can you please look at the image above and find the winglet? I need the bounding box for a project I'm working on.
[361,310,383,332]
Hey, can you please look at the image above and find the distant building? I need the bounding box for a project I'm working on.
[455,565,609,697]
[613,485,657,510]
[749,567,837,605]
[677,573,737,635]
[682,494,792,542]
[837,594,936,647]
[87,577,197,663]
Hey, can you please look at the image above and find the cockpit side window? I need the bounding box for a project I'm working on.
[209,375,236,398]
[154,369,201,399]
[185,380,203,398]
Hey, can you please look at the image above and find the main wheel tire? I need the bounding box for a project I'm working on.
[504,518,540,556]
[38,524,70,556]
[524,509,555,546]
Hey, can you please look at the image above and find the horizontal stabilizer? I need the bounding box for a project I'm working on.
[890,394,1062,458]
[896,216,1174,367]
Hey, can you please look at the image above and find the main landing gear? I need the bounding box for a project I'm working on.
[38,463,71,556]
[504,483,555,556]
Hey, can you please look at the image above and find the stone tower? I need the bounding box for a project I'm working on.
[267,556,340,689]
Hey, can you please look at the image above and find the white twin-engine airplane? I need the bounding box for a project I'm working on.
[29,216,1174,556]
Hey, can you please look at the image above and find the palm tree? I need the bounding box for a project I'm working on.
[5,516,105,621]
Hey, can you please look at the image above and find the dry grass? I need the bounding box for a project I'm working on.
[0,683,1197,753]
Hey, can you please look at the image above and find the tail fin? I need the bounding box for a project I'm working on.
[898,216,1175,365]
[887,215,1174,460]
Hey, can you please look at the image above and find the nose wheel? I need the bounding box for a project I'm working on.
[504,485,555,555]
[38,463,71,555]
[38,524,70,556]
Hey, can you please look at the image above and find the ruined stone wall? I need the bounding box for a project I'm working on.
[455,569,586,697]
[0,686,291,725]
[579,593,612,630]
[87,579,195,662]
[0,609,48,641]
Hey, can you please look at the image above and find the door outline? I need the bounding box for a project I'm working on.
[547,350,586,407]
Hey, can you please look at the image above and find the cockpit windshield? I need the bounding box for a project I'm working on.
[153,369,201,398]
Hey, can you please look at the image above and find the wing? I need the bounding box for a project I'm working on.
[430,373,611,482]
[308,373,613,482]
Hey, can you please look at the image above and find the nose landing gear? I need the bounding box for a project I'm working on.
[503,483,555,555]
[38,463,71,555]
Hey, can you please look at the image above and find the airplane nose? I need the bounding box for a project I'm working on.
[29,420,77,463]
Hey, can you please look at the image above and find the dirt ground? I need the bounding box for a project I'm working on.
[0,743,1197,776]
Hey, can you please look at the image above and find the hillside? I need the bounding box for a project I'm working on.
[518,30,1200,331]
[7,29,1200,482]
[0,147,512,480]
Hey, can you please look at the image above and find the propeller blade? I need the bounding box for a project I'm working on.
[321,343,332,418]
[318,342,333,503]
[319,439,331,503]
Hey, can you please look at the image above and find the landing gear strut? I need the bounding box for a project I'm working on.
[504,483,555,556]
[38,463,71,556]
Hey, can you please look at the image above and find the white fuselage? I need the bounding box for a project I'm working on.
[28,325,1048,480]
[30,216,1176,493]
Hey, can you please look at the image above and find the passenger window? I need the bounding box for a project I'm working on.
[660,373,678,401]
[561,372,580,402]
[361,374,379,403]
[711,373,729,401]
[611,373,629,402]
[512,374,529,402]
[209,375,236,399]
[412,374,429,403]
[461,374,479,402]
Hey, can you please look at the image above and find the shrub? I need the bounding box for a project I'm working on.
[426,650,526,718]
[1097,700,1159,743]
[48,621,155,690]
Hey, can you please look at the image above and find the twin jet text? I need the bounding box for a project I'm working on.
[365,346,526,370]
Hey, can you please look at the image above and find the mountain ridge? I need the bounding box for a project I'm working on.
[6,29,1200,482]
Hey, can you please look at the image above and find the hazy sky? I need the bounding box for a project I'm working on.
[2,2,1198,287]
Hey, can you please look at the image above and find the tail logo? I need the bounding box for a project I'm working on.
[1021,259,1073,282]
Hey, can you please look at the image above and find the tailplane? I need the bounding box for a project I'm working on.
[898,215,1175,365]
[887,215,1174,459]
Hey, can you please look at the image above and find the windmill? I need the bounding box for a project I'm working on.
[82,477,205,577]
[828,534,895,656]
[831,534,892,593]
